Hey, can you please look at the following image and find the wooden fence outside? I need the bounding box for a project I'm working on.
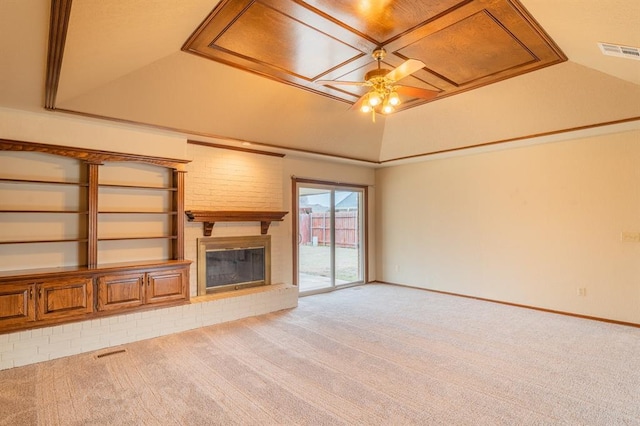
[299,211,359,248]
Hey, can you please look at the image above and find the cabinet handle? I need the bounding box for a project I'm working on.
[29,288,33,300]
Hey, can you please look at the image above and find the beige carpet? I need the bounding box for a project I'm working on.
[1,283,639,425]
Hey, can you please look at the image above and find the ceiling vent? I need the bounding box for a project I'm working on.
[597,42,640,60]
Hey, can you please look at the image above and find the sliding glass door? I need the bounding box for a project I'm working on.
[294,179,366,294]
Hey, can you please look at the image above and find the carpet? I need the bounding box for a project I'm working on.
[1,283,638,425]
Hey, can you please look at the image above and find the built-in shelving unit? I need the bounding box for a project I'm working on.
[0,139,191,333]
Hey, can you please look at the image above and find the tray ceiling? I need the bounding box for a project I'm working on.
[183,0,566,112]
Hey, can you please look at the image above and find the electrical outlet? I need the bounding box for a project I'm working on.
[621,231,640,242]
[577,287,587,297]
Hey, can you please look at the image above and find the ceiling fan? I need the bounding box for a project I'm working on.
[315,48,439,121]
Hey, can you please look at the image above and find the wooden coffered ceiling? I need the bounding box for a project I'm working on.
[183,0,566,112]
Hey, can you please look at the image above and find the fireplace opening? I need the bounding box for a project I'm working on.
[198,235,271,295]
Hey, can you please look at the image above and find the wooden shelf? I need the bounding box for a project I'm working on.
[98,211,177,215]
[185,210,288,236]
[0,177,88,186]
[0,210,89,214]
[0,238,88,245]
[98,236,177,241]
[99,183,177,191]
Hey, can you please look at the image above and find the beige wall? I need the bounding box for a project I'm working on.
[376,130,640,323]
[0,107,186,159]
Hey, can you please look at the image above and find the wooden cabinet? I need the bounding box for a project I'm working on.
[0,261,190,332]
[146,268,188,305]
[96,264,190,311]
[0,282,36,328]
[97,272,145,312]
[36,277,94,321]
[0,140,192,333]
[0,277,93,328]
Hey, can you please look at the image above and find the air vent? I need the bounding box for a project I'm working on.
[598,42,640,60]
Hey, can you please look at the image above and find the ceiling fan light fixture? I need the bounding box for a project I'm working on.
[388,90,400,106]
[360,103,372,113]
[368,91,382,106]
[382,101,395,114]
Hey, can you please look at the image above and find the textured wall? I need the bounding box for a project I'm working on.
[376,129,640,323]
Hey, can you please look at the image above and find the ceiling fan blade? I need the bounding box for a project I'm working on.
[385,59,426,82]
[350,93,369,111]
[316,80,368,86]
[395,85,439,100]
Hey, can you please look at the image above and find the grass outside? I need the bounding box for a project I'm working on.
[298,244,361,283]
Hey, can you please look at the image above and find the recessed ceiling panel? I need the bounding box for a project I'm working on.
[182,0,566,111]
[302,0,467,42]
[213,2,361,80]
[399,11,536,86]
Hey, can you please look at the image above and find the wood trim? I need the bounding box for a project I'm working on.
[185,210,288,236]
[0,138,190,170]
[0,260,193,280]
[45,0,73,110]
[379,116,640,163]
[375,281,640,328]
[51,108,639,166]
[291,176,299,286]
[187,140,285,158]
[86,163,99,268]
[362,185,369,284]
[173,171,186,260]
[506,0,567,61]
[291,177,371,189]
[51,107,380,164]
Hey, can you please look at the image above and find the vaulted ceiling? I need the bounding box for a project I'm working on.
[0,0,638,163]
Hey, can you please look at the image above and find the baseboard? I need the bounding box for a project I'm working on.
[373,281,640,329]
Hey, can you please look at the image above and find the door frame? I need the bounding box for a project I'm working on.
[292,177,368,293]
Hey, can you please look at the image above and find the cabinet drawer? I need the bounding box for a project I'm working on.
[145,268,187,305]
[97,273,145,311]
[0,283,36,327]
[37,277,94,321]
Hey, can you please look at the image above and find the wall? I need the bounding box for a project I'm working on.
[0,107,186,159]
[376,130,640,323]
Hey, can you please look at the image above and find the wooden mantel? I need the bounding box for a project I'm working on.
[185,210,288,236]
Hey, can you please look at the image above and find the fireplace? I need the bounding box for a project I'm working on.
[197,235,271,295]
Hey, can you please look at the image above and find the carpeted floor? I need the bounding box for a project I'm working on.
[1,283,639,425]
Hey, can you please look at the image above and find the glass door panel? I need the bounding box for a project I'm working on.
[334,190,363,285]
[296,182,365,295]
[298,186,333,292]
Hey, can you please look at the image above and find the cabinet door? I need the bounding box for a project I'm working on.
[145,268,187,305]
[0,283,36,327]
[37,277,94,321]
[97,273,145,311]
